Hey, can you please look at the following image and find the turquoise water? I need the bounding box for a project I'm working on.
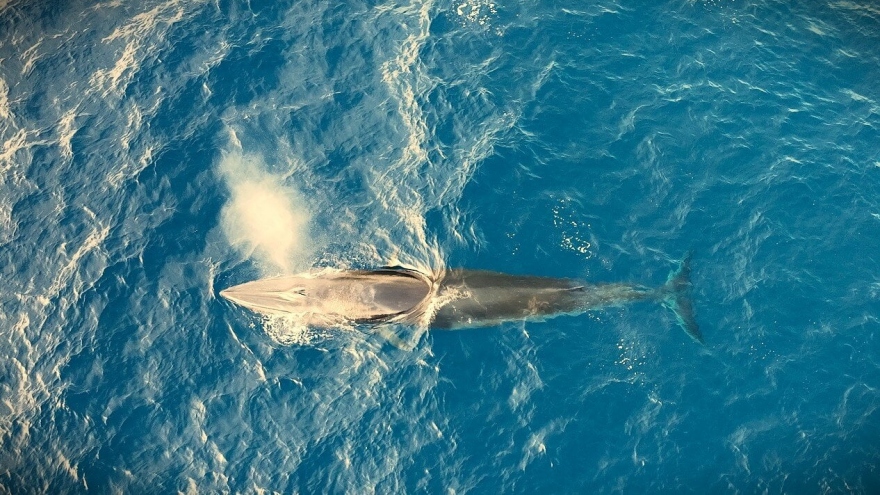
[1,0,879,492]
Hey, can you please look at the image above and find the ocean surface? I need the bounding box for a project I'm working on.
[2,0,879,492]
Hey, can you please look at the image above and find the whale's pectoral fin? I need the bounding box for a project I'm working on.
[661,253,704,344]
[373,325,425,351]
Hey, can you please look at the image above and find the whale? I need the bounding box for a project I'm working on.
[220,255,702,345]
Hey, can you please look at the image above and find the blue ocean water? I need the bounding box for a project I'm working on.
[2,0,880,492]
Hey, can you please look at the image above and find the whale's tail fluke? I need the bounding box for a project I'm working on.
[661,253,703,344]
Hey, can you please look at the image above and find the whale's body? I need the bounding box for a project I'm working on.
[220,258,702,344]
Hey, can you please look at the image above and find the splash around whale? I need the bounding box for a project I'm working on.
[220,255,702,346]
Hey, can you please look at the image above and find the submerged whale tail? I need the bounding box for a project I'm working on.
[660,253,703,344]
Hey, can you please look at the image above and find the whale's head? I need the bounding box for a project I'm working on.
[220,269,432,325]
[219,276,312,316]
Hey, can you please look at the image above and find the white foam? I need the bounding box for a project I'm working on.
[831,1,880,17]
[106,100,163,187]
[263,315,336,346]
[0,128,37,169]
[89,0,191,97]
[45,207,110,301]
[57,109,78,161]
[454,0,497,27]
[0,78,10,122]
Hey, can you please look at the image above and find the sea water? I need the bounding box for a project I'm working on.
[1,0,879,492]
